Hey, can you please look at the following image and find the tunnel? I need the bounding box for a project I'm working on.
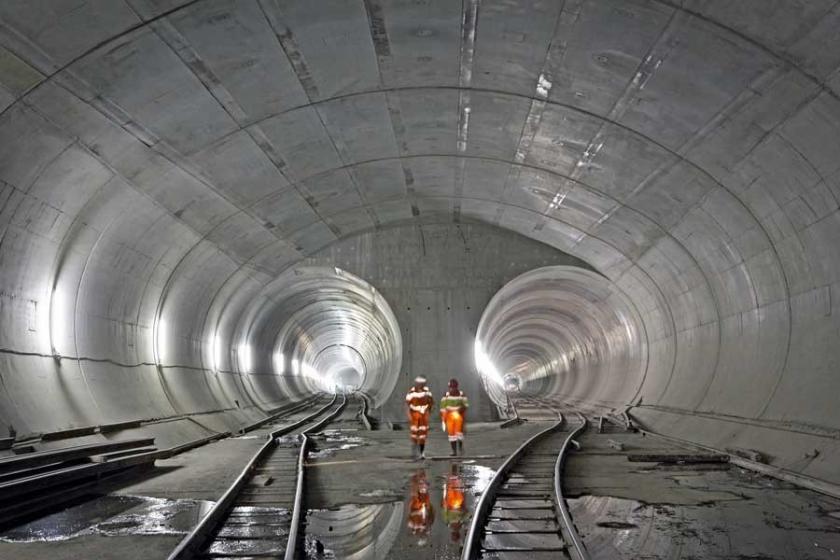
[475,266,647,413]
[0,2,839,559]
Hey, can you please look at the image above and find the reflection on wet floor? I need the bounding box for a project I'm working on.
[305,502,404,559]
[441,464,468,544]
[0,495,214,543]
[305,461,495,559]
[407,469,434,544]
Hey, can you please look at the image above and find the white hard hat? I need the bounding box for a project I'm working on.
[414,376,427,384]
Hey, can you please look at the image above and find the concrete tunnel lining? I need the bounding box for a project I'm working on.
[0,0,837,489]
[476,266,648,413]
[237,265,402,406]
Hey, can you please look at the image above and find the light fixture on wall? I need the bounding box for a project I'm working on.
[238,343,252,374]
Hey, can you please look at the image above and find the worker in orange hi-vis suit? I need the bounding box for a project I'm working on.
[405,376,434,460]
[442,463,468,543]
[440,378,469,456]
[407,469,434,545]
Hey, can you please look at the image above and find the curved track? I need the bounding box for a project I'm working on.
[463,400,590,560]
[167,393,372,560]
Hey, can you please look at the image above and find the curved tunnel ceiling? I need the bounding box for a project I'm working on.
[0,1,839,482]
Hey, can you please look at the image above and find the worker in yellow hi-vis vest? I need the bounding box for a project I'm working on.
[440,378,469,456]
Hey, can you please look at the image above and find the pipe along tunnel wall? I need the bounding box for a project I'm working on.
[0,0,839,491]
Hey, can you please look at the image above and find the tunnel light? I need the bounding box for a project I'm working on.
[273,352,285,374]
[302,363,319,379]
[239,344,252,374]
[154,317,167,365]
[209,334,222,372]
[474,339,503,386]
[48,285,70,355]
[291,358,300,375]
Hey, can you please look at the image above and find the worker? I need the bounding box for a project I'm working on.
[407,469,434,544]
[440,378,469,456]
[442,463,468,542]
[405,376,434,459]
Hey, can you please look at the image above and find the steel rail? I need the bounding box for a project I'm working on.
[461,410,564,560]
[239,394,323,433]
[284,392,349,560]
[554,412,591,560]
[166,393,339,560]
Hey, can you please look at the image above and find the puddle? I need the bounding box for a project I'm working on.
[304,502,403,559]
[460,463,496,495]
[309,443,364,459]
[0,495,145,542]
[321,429,361,440]
[308,430,368,459]
[275,434,302,447]
[406,469,434,544]
[96,496,213,536]
[0,495,213,543]
[304,462,490,559]
[400,464,485,555]
[359,489,400,499]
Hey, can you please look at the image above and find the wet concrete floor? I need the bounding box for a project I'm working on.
[0,401,542,560]
[0,492,214,559]
[3,415,836,559]
[303,421,548,559]
[0,410,299,560]
[565,427,840,559]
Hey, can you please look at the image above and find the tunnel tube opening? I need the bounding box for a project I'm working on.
[475,266,648,413]
[233,266,402,406]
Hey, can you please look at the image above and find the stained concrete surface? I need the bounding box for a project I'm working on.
[565,428,840,559]
[0,418,546,560]
[0,407,314,559]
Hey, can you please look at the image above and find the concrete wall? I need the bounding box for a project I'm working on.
[304,222,592,421]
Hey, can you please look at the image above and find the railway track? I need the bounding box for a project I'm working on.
[167,392,372,560]
[463,400,590,560]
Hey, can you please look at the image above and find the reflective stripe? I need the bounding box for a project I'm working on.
[406,388,433,401]
[409,404,430,412]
